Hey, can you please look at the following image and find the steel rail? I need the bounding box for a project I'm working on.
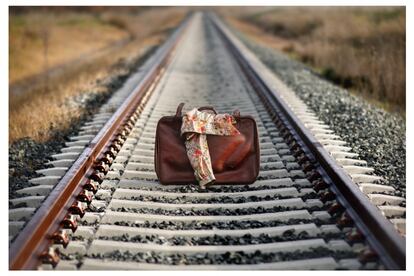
[209,14,406,270]
[9,14,192,270]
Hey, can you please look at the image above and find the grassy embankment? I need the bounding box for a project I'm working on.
[220,7,405,116]
[9,7,188,143]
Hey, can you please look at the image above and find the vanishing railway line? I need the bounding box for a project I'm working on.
[9,13,405,270]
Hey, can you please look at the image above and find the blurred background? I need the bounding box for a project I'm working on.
[219,7,405,113]
[9,6,405,144]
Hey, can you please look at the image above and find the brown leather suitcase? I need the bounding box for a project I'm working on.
[155,103,260,185]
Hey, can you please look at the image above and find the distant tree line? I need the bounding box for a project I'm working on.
[9,6,162,15]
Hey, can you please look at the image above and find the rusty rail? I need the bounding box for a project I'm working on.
[9,14,191,270]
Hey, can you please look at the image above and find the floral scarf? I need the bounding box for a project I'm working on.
[181,108,240,188]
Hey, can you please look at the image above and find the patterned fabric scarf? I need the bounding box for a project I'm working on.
[181,108,240,188]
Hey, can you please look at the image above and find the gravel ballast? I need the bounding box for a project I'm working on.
[85,248,358,265]
[99,232,319,245]
[121,183,310,193]
[113,206,301,216]
[111,219,322,231]
[228,22,406,198]
[118,194,295,204]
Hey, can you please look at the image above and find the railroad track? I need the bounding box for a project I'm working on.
[9,12,405,270]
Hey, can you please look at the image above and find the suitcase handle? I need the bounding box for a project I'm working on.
[198,106,217,114]
[175,103,239,118]
[175,103,185,117]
